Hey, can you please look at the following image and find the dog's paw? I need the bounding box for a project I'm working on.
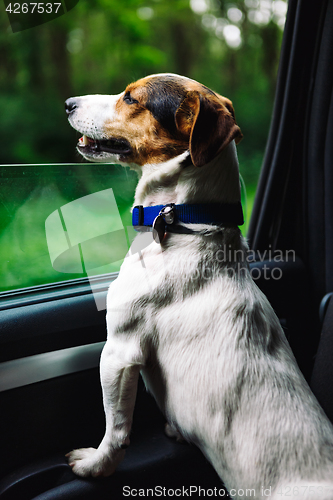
[165,423,186,443]
[66,447,125,478]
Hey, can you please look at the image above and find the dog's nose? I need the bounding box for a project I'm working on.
[65,98,78,115]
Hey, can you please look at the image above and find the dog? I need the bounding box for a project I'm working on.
[65,74,333,499]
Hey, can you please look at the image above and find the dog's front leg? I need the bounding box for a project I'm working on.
[67,340,142,478]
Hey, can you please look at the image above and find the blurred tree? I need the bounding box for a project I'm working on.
[48,24,72,99]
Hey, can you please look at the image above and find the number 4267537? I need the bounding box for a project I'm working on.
[6,3,62,14]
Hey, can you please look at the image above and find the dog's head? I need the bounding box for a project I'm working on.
[65,73,242,168]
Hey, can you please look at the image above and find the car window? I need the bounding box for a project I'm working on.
[0,0,287,294]
[0,164,137,292]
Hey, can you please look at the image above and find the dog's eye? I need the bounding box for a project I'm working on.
[123,93,138,105]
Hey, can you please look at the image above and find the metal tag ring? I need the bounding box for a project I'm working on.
[160,204,175,225]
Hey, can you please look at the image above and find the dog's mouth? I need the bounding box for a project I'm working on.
[77,135,132,156]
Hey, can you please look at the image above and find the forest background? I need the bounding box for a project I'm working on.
[1,0,286,187]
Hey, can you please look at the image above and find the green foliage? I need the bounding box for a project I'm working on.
[1,0,285,184]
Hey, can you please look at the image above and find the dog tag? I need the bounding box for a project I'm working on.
[152,214,165,243]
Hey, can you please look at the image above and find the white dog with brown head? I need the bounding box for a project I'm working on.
[65,73,333,499]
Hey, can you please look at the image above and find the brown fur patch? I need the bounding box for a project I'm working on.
[103,74,241,166]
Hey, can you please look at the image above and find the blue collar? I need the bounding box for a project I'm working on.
[132,202,243,240]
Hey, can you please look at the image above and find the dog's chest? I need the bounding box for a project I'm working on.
[106,239,166,312]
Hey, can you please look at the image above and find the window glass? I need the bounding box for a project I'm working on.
[0,164,137,292]
[0,0,287,292]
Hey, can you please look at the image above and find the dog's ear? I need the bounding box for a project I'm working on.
[175,91,242,167]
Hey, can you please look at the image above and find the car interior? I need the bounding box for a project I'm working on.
[1,0,333,498]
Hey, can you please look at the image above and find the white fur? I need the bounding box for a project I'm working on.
[67,93,123,140]
[67,92,124,163]
[66,83,333,499]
